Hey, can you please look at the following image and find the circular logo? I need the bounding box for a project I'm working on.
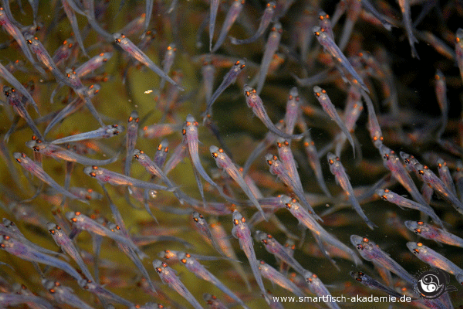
[415,269,448,299]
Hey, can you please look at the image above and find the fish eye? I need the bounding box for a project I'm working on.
[233,219,239,225]
[417,221,424,225]
[414,229,421,234]
[241,217,245,223]
[285,203,291,209]
[363,238,369,242]
[212,152,218,158]
[329,159,334,165]
[357,244,363,250]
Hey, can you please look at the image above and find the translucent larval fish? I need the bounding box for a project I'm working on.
[350,271,403,298]
[313,26,369,93]
[276,138,303,192]
[405,221,463,248]
[0,8,46,77]
[230,2,276,45]
[282,196,362,266]
[337,0,361,51]
[0,219,67,258]
[113,33,184,90]
[0,292,54,309]
[360,0,393,31]
[204,59,246,119]
[242,120,283,176]
[125,111,139,177]
[3,86,43,140]
[25,35,74,88]
[284,87,301,135]
[26,137,118,166]
[379,145,430,207]
[209,0,219,51]
[61,0,87,56]
[44,84,101,137]
[133,149,180,199]
[65,211,145,259]
[78,278,135,307]
[265,154,321,221]
[210,145,265,218]
[177,252,248,309]
[351,235,416,285]
[255,230,306,275]
[211,0,244,52]
[159,44,177,90]
[304,271,340,309]
[303,133,331,197]
[256,22,282,95]
[153,260,203,309]
[108,223,157,293]
[398,0,419,59]
[456,29,463,84]
[83,165,172,192]
[42,279,94,309]
[51,124,124,144]
[328,153,376,229]
[435,70,448,139]
[231,211,268,299]
[415,163,463,215]
[0,235,83,281]
[208,218,252,291]
[376,188,443,228]
[407,242,463,284]
[192,211,225,256]
[0,62,39,114]
[244,86,304,140]
[47,222,94,282]
[182,114,220,203]
[436,158,457,197]
[318,10,334,40]
[75,52,113,78]
[258,260,304,297]
[313,86,355,156]
[13,152,87,203]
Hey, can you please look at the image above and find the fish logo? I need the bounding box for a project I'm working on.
[415,269,457,299]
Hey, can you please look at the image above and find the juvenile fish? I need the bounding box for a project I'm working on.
[204,60,246,118]
[351,235,416,285]
[114,33,184,90]
[230,2,276,45]
[259,260,304,297]
[244,86,304,140]
[0,235,83,281]
[350,271,403,298]
[26,138,118,166]
[266,153,320,220]
[405,221,463,248]
[14,152,86,202]
[47,222,94,281]
[177,252,248,308]
[313,26,369,93]
[51,124,124,144]
[211,145,265,218]
[328,153,376,229]
[376,188,443,228]
[407,242,463,284]
[212,0,244,52]
[231,210,267,299]
[153,260,203,309]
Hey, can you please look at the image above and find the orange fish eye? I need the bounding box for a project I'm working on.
[417,242,423,247]
[234,219,239,225]
[415,229,421,234]
[181,259,186,264]
[363,238,369,242]
[329,159,334,165]
[417,221,424,225]
[241,217,245,223]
